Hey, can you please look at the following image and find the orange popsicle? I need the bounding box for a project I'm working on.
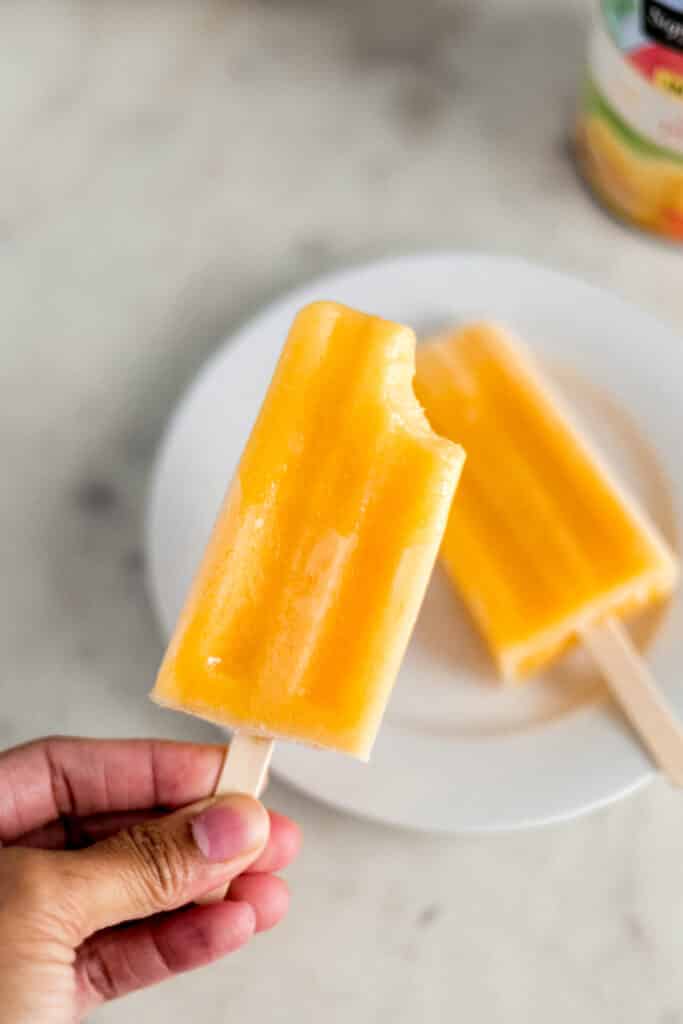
[152,302,464,759]
[415,321,678,681]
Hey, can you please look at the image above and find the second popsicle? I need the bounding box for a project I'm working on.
[415,321,682,782]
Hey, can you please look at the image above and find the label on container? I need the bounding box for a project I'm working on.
[593,8,683,153]
[576,0,683,239]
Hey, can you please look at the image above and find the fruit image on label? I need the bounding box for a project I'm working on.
[653,66,683,97]
[577,100,683,237]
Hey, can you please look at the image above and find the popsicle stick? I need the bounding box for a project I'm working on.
[581,617,683,786]
[196,733,274,905]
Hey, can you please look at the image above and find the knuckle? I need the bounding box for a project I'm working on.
[40,733,69,745]
[119,821,190,909]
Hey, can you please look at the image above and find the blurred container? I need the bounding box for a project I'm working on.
[577,0,683,240]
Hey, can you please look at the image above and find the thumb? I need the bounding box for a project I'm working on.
[62,794,270,938]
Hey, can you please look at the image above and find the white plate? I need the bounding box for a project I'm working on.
[146,252,683,833]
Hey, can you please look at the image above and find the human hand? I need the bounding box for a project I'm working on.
[0,737,301,1022]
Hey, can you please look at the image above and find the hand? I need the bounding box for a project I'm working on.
[0,737,301,1023]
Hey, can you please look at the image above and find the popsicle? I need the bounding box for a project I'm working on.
[415,321,683,781]
[152,301,464,857]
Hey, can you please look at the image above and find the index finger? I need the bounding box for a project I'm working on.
[0,737,226,843]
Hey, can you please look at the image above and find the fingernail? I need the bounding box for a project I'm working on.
[191,795,269,862]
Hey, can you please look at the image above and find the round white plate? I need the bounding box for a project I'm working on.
[146,252,683,833]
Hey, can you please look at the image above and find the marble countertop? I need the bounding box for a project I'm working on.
[2,1,683,1021]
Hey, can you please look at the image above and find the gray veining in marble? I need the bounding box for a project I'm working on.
[1,1,683,1021]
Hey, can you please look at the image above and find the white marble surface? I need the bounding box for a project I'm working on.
[2,1,683,1021]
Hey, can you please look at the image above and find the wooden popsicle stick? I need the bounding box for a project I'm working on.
[581,617,683,786]
[196,733,275,905]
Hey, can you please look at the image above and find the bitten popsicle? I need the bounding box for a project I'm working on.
[152,302,464,896]
[415,321,682,781]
